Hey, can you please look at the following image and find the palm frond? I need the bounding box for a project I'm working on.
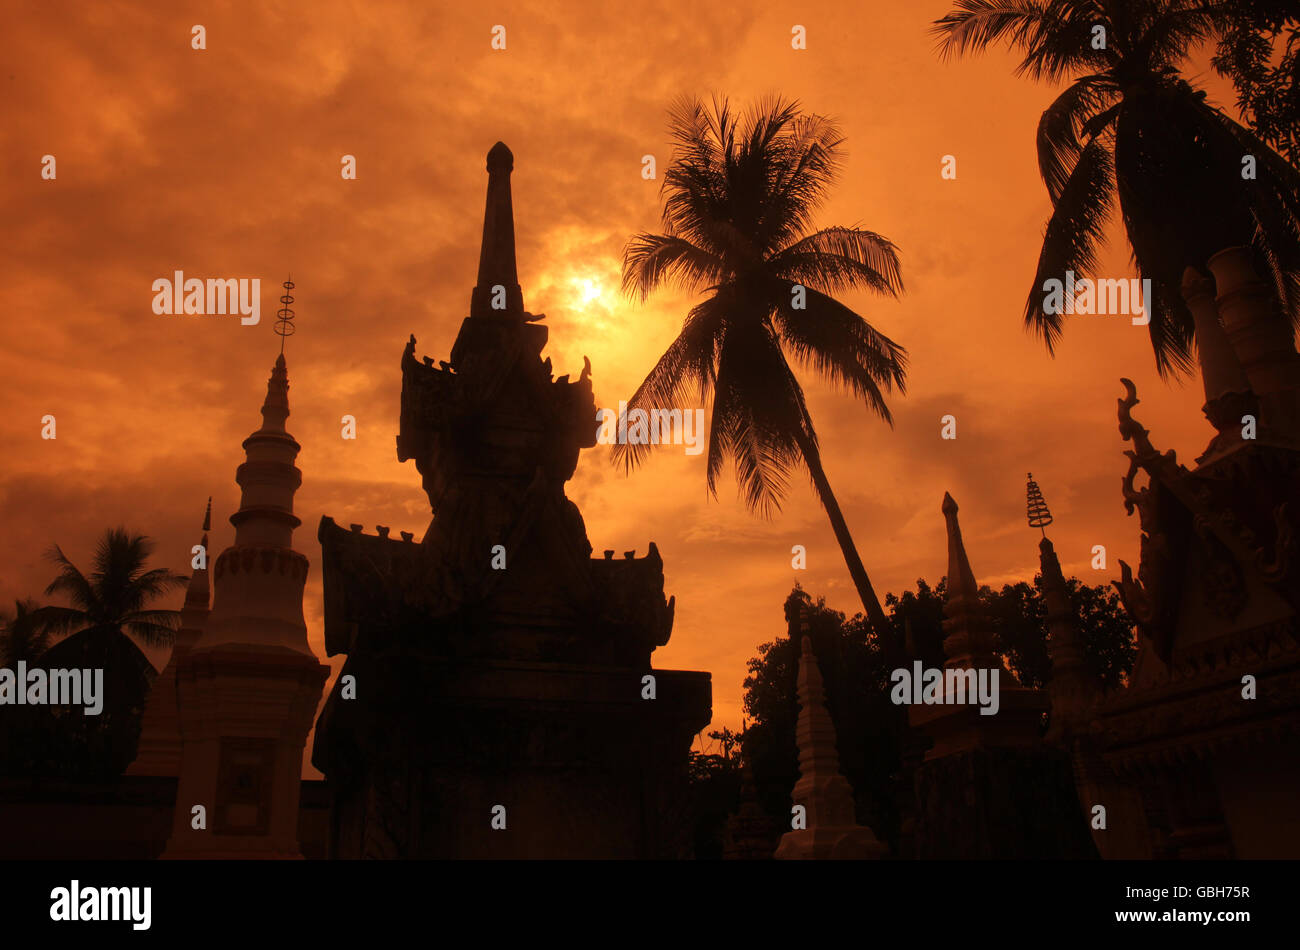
[127,567,190,602]
[771,227,904,297]
[122,619,179,648]
[611,293,728,472]
[772,282,908,423]
[28,604,93,638]
[704,322,809,516]
[1023,135,1116,353]
[42,544,98,612]
[1038,76,1119,200]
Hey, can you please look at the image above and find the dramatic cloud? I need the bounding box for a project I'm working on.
[2,1,1231,770]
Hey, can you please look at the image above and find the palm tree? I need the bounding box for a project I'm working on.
[30,527,186,778]
[933,0,1300,376]
[0,598,51,666]
[618,95,906,640]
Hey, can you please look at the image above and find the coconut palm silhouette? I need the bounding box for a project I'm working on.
[934,0,1300,376]
[619,95,906,639]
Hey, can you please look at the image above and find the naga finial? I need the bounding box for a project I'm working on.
[1117,376,1165,462]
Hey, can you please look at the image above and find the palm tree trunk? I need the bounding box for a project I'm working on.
[792,428,897,655]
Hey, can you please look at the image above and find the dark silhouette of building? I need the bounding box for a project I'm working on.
[1088,249,1300,858]
[311,142,712,858]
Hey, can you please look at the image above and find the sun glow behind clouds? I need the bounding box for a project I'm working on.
[577,276,604,307]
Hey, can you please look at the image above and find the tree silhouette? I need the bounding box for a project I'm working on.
[619,94,907,640]
[934,0,1300,377]
[742,576,1136,847]
[0,598,51,666]
[25,527,186,780]
[1213,0,1300,167]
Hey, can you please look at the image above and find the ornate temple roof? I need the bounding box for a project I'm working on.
[320,143,674,669]
[1093,248,1300,769]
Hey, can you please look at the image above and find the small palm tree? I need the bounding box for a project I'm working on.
[30,527,187,779]
[619,95,906,639]
[0,598,50,666]
[37,527,186,651]
[934,0,1300,376]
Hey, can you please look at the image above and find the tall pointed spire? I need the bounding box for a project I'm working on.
[940,493,1013,680]
[943,493,978,606]
[226,355,302,552]
[182,497,212,616]
[127,498,214,777]
[469,142,525,319]
[774,602,887,859]
[258,354,291,435]
[1025,476,1099,738]
[723,748,777,860]
[164,303,327,859]
[1039,535,1098,738]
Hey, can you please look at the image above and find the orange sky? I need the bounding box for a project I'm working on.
[2,2,1243,775]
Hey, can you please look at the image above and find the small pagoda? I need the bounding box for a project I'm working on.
[312,143,711,858]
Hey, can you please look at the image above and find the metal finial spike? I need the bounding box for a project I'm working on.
[275,275,296,354]
[1026,473,1053,537]
[202,496,212,532]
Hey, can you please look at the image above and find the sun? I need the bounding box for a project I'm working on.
[574,277,604,308]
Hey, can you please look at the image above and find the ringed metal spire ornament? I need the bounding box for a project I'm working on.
[275,276,296,353]
[1026,472,1053,537]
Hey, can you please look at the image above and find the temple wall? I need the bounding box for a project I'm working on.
[0,777,331,860]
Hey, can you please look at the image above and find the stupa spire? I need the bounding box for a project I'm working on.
[258,353,291,435]
[470,141,525,318]
[164,285,328,859]
[228,352,302,551]
[774,602,887,859]
[183,497,212,615]
[1026,476,1099,738]
[940,493,1015,681]
[126,497,213,777]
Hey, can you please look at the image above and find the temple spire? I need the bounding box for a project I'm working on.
[470,142,525,319]
[184,497,212,614]
[126,497,213,777]
[258,354,291,435]
[164,327,327,858]
[230,349,302,554]
[1025,476,1098,738]
[940,493,1015,681]
[774,602,887,859]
